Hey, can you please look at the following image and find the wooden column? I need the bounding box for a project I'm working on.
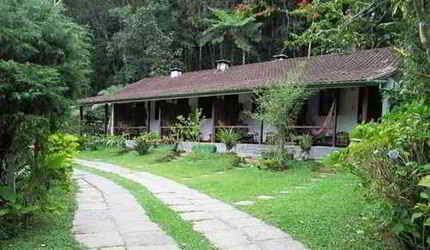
[79,106,84,135]
[361,87,369,122]
[332,90,340,147]
[110,103,115,135]
[147,101,151,132]
[259,121,264,144]
[211,97,216,143]
[104,103,108,135]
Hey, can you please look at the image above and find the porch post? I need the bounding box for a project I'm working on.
[104,103,108,135]
[147,101,151,132]
[211,97,216,143]
[79,106,84,136]
[110,103,115,136]
[332,90,340,147]
[259,121,264,144]
[362,87,369,122]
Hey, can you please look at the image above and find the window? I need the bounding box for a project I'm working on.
[198,97,212,118]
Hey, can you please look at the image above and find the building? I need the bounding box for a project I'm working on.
[78,47,399,153]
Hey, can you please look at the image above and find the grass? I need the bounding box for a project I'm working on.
[74,164,215,250]
[1,183,84,250]
[78,146,390,250]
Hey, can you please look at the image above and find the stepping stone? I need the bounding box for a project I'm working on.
[74,159,308,250]
[234,200,256,206]
[279,191,289,195]
[256,195,275,200]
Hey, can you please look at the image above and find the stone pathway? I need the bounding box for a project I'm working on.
[74,159,308,250]
[73,169,180,250]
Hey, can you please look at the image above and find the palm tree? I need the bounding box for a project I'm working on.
[199,8,262,65]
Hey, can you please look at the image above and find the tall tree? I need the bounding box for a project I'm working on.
[0,0,91,189]
[199,8,263,64]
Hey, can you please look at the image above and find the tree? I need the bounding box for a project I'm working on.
[0,0,91,222]
[199,8,263,64]
[253,72,313,152]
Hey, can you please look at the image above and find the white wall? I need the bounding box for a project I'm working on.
[149,101,160,133]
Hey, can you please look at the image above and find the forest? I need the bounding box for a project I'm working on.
[62,0,408,96]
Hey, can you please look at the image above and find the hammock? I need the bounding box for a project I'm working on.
[311,102,336,137]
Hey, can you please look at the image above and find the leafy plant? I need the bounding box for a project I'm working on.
[296,135,313,153]
[327,102,430,248]
[217,128,242,152]
[253,76,313,153]
[191,144,217,153]
[256,159,287,171]
[134,132,161,155]
[102,135,127,149]
[174,108,204,142]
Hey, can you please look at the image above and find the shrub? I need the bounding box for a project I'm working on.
[327,102,430,249]
[256,159,287,171]
[296,135,313,153]
[261,149,293,163]
[191,144,217,153]
[0,133,78,239]
[217,128,242,152]
[134,132,161,155]
[102,135,127,149]
[134,137,152,155]
[77,135,103,151]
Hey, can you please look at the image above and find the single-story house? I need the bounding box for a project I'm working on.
[78,47,399,156]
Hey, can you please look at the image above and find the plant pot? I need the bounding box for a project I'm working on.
[419,22,430,48]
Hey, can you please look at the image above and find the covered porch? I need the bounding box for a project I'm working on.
[79,85,384,148]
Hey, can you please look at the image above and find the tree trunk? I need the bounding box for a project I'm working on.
[242,50,246,65]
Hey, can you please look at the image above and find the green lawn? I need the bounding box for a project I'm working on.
[74,164,214,250]
[78,147,390,250]
[1,183,84,250]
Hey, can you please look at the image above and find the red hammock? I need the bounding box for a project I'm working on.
[311,102,336,137]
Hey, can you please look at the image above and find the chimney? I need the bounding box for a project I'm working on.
[216,59,231,72]
[170,67,182,78]
[273,54,288,61]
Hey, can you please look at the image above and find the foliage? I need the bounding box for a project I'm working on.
[0,133,78,239]
[191,144,217,154]
[216,128,242,152]
[328,102,430,249]
[0,0,90,237]
[253,78,313,152]
[296,134,313,153]
[134,132,161,155]
[102,135,127,149]
[200,8,262,64]
[256,159,286,171]
[349,121,379,139]
[77,135,103,151]
[174,108,204,142]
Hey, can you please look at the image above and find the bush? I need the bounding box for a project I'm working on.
[134,137,152,155]
[101,135,127,149]
[256,159,287,171]
[216,128,242,152]
[296,135,313,153]
[134,132,161,155]
[77,135,103,151]
[261,149,293,162]
[327,102,430,249]
[191,144,217,153]
[0,133,78,239]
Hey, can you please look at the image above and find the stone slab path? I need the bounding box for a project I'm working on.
[73,169,180,250]
[74,159,308,250]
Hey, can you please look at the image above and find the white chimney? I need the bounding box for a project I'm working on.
[216,59,231,72]
[170,67,182,78]
[273,54,288,61]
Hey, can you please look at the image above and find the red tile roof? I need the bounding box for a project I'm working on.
[79,47,399,104]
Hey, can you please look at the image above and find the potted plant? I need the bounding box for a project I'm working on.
[216,128,242,152]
